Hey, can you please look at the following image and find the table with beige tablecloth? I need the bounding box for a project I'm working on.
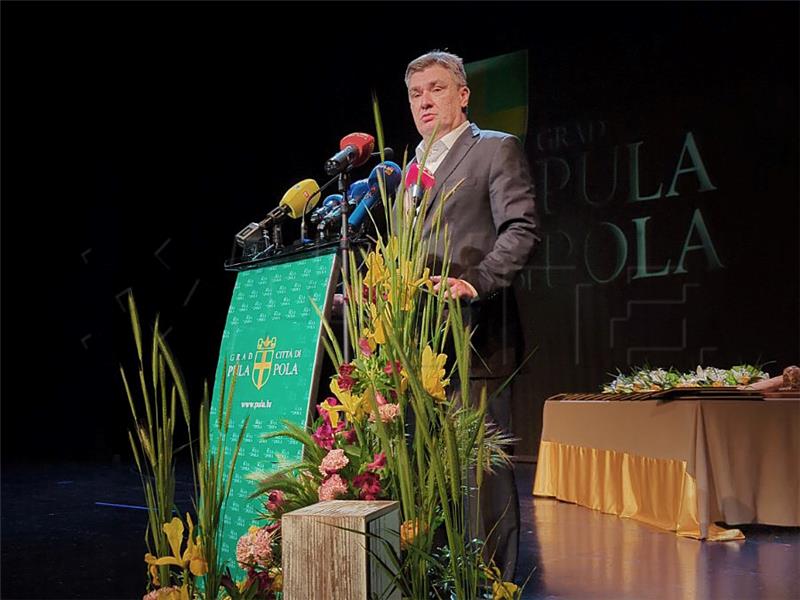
[532,399,800,540]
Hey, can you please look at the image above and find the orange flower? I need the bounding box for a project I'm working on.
[400,519,428,550]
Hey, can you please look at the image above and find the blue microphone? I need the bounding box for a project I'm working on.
[316,178,373,228]
[309,193,344,224]
[348,161,402,231]
[348,178,371,204]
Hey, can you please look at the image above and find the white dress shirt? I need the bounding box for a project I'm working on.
[415,120,472,174]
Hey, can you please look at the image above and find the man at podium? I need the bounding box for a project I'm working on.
[404,50,539,580]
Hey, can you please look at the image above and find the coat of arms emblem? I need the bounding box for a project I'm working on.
[252,336,277,390]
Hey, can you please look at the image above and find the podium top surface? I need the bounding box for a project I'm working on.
[283,500,399,520]
[225,240,340,272]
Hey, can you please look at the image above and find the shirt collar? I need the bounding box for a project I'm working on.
[415,120,471,166]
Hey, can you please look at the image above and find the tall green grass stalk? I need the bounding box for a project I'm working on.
[122,293,249,598]
[121,292,190,588]
[197,373,249,598]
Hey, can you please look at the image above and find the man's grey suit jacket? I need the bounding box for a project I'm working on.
[419,123,539,379]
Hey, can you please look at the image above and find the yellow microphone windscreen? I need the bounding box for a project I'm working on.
[279,179,320,219]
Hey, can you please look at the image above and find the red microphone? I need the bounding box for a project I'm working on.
[325,132,375,176]
[405,163,435,205]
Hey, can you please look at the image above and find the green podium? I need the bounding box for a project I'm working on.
[209,246,338,579]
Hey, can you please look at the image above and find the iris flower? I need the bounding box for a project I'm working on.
[327,378,368,423]
[421,345,449,402]
[144,514,207,578]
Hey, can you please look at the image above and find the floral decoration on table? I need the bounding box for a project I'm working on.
[602,364,770,393]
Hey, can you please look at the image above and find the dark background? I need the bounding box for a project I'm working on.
[2,1,798,463]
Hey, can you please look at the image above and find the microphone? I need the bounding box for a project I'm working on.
[235,179,320,247]
[371,147,395,162]
[348,161,402,231]
[325,133,375,176]
[405,163,436,206]
[316,179,372,228]
[310,193,344,225]
[348,178,372,203]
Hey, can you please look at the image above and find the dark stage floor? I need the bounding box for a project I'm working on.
[2,461,798,599]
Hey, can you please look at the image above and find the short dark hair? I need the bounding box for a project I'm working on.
[405,50,467,88]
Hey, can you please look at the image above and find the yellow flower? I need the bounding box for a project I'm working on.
[144,515,207,578]
[483,565,519,600]
[403,261,433,311]
[320,397,342,429]
[492,580,519,600]
[421,345,449,402]
[269,567,283,591]
[369,304,392,345]
[329,378,367,423]
[363,250,388,289]
[148,564,160,586]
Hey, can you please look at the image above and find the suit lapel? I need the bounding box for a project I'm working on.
[424,123,481,230]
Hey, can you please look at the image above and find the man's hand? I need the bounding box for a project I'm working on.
[430,276,478,300]
[332,293,345,318]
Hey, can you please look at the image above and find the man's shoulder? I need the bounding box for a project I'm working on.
[476,128,514,140]
[473,126,519,147]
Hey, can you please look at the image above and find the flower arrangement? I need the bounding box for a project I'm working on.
[248,106,523,598]
[602,364,770,393]
[123,101,525,599]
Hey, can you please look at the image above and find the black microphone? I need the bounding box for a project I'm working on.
[325,132,375,176]
[370,147,395,161]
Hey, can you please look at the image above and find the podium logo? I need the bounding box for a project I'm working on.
[252,336,277,390]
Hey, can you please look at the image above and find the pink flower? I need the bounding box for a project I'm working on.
[251,527,274,563]
[319,448,349,475]
[236,526,275,569]
[367,453,386,471]
[353,472,382,500]
[358,338,373,357]
[266,490,285,513]
[317,397,339,424]
[318,473,349,501]
[265,522,281,534]
[369,403,400,424]
[312,423,335,450]
[337,363,356,390]
[248,568,278,594]
[235,536,251,566]
[338,373,355,391]
[143,587,181,600]
[384,360,402,375]
[375,391,387,406]
[363,283,382,303]
[338,427,357,444]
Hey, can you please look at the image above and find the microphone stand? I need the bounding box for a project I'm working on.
[338,170,351,364]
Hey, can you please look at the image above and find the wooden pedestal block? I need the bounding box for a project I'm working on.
[282,500,401,600]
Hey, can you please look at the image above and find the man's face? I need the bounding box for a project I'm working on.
[408,65,470,141]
